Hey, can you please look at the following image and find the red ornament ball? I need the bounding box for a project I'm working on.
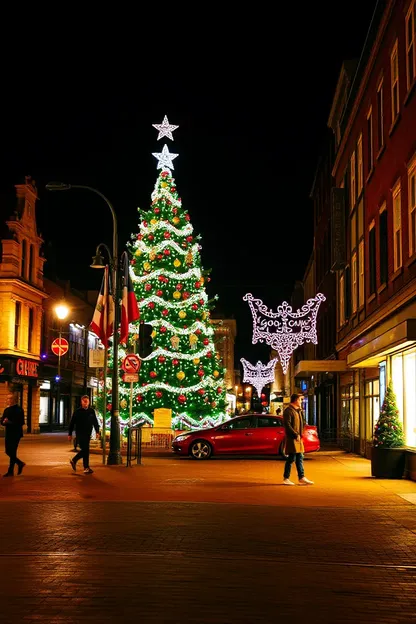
[154,207,160,214]
[156,391,163,399]
[203,338,209,345]
[172,359,179,366]
[176,283,183,290]
[185,214,190,221]
[158,356,166,363]
[162,309,169,317]
[137,234,143,240]
[149,371,157,379]
[148,302,155,309]
[171,186,176,192]
[172,207,178,215]
[198,389,205,396]
[148,234,154,241]
[164,231,171,239]
[161,171,168,178]
[182,292,190,299]
[143,221,148,227]
[106,403,112,411]
[156,289,163,297]
[164,249,170,256]
[160,326,167,333]
[197,369,204,377]
[195,281,201,288]
[145,283,152,292]
[186,235,193,243]
[136,395,143,403]
[178,394,186,404]
[130,259,136,265]
[192,304,198,310]
[206,351,212,358]
[195,329,202,335]
[199,299,204,305]
[217,387,223,394]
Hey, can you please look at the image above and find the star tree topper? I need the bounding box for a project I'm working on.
[152,115,179,141]
[152,144,179,170]
[240,358,278,398]
[243,293,326,374]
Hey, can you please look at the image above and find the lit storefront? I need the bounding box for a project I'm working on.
[0,356,40,433]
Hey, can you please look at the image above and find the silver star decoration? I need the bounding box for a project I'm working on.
[152,144,179,170]
[152,115,179,141]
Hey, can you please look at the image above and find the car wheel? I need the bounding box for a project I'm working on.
[189,440,212,460]
[279,442,288,459]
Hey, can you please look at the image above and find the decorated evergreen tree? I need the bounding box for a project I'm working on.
[115,120,227,429]
[373,383,405,448]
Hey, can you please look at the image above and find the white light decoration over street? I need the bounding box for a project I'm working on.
[152,145,179,170]
[243,293,326,374]
[240,358,278,398]
[152,115,179,141]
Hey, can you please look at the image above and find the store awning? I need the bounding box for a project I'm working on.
[347,319,416,368]
[294,359,348,377]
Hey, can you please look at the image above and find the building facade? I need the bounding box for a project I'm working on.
[327,0,416,468]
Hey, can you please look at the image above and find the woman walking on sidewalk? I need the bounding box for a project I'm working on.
[68,396,100,474]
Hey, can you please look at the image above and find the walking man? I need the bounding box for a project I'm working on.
[282,393,314,485]
[68,395,100,474]
[1,392,25,477]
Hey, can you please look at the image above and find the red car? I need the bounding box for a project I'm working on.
[172,413,320,460]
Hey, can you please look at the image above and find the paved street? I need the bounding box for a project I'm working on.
[0,434,416,622]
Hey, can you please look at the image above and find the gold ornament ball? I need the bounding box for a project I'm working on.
[135,248,142,257]
[173,290,181,300]
[174,259,181,268]
[150,218,158,225]
[161,182,168,188]
[120,399,127,409]
[176,371,185,381]
[143,262,151,271]
[179,310,186,319]
[193,358,200,365]
[213,370,219,378]
[173,216,180,225]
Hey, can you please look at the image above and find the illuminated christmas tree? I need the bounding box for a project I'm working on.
[117,118,227,429]
[373,383,405,448]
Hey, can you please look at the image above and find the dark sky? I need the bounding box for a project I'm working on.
[0,3,377,363]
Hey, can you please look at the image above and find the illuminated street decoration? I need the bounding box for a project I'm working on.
[152,115,179,141]
[240,358,278,398]
[243,293,326,374]
[152,144,179,170]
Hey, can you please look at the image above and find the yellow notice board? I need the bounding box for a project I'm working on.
[154,408,172,429]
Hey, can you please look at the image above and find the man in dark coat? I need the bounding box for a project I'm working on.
[68,395,100,474]
[0,392,25,477]
[282,393,314,486]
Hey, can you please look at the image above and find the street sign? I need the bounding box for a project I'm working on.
[89,349,105,367]
[123,373,139,383]
[51,338,69,356]
[122,354,141,373]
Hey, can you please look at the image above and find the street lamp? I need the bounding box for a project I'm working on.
[46,182,122,465]
[54,302,69,426]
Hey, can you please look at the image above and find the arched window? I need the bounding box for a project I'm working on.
[21,240,27,278]
[29,244,35,282]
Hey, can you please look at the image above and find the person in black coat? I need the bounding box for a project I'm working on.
[0,392,25,477]
[68,395,100,474]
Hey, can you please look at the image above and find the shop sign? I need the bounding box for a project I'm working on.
[16,358,39,378]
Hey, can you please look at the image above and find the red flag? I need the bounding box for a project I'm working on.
[90,265,114,348]
[120,252,140,345]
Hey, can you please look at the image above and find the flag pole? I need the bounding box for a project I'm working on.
[102,350,108,465]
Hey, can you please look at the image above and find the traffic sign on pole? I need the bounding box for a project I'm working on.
[122,373,139,383]
[51,338,69,356]
[121,354,141,373]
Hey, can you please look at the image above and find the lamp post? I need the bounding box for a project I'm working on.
[46,182,122,465]
[54,303,69,426]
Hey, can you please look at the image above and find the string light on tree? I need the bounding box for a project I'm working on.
[243,293,326,374]
[240,358,278,398]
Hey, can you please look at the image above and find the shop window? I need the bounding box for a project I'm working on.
[364,379,380,441]
[392,350,416,448]
[341,384,353,433]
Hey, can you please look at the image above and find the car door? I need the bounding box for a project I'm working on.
[250,416,286,454]
[212,416,257,454]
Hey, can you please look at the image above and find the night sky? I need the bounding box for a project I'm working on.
[0,3,376,363]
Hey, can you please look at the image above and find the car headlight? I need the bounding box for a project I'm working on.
[174,434,191,442]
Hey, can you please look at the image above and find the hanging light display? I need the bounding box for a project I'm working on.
[240,358,278,398]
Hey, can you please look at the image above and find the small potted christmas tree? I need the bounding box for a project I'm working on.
[371,383,406,478]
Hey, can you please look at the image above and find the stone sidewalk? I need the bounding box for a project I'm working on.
[0,434,416,623]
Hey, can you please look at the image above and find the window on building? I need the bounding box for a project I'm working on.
[393,180,402,271]
[406,1,415,90]
[339,273,345,327]
[369,222,376,295]
[409,154,416,256]
[359,239,365,308]
[352,252,358,314]
[28,307,34,352]
[376,80,384,151]
[367,108,373,173]
[392,349,416,448]
[350,151,356,208]
[341,384,354,434]
[357,134,363,195]
[391,41,400,122]
[14,301,21,348]
[364,379,380,442]
[21,239,27,278]
[379,204,388,285]
[351,211,357,252]
[345,265,351,320]
[29,244,35,283]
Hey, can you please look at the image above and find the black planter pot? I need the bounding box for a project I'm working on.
[371,446,406,479]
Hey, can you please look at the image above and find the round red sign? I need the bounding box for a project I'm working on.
[51,338,69,356]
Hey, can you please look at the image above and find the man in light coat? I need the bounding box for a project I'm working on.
[282,393,314,485]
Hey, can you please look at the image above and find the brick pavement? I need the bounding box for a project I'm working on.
[0,434,416,622]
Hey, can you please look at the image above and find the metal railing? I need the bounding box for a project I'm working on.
[126,426,143,467]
